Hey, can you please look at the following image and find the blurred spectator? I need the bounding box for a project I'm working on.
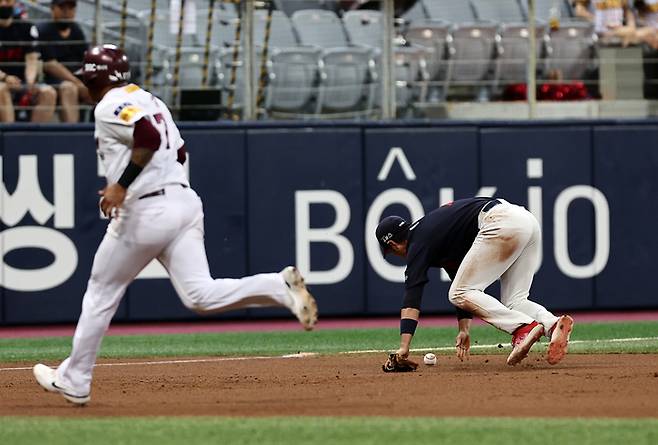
[634,0,658,27]
[0,0,56,122]
[634,1,658,97]
[38,0,90,123]
[573,0,658,47]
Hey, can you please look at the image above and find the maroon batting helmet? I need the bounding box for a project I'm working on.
[79,44,131,92]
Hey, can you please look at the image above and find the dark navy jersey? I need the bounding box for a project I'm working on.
[402,197,496,310]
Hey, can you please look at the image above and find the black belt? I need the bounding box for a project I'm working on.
[138,184,188,200]
[481,199,501,213]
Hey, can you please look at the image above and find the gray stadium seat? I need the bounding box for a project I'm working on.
[402,0,427,23]
[393,46,430,112]
[267,47,322,114]
[522,0,573,22]
[545,21,596,81]
[292,9,349,48]
[254,9,298,49]
[273,0,339,17]
[405,21,450,82]
[446,23,498,96]
[470,0,526,23]
[421,0,476,23]
[189,8,240,49]
[343,10,384,49]
[319,46,375,114]
[292,9,375,115]
[496,22,547,84]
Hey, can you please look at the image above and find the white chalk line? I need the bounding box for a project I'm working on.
[0,353,315,372]
[1,337,656,372]
[344,336,658,355]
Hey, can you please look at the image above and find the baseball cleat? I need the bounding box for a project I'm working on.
[281,266,318,331]
[506,321,544,366]
[546,315,574,365]
[33,364,90,405]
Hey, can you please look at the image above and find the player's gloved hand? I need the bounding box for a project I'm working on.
[382,353,418,373]
[455,331,471,361]
[99,183,127,218]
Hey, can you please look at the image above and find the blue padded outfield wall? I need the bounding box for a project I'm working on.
[1,120,657,324]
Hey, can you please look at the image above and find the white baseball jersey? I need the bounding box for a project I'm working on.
[94,83,189,202]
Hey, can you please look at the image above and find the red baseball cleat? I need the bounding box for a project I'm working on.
[506,321,544,366]
[547,315,574,365]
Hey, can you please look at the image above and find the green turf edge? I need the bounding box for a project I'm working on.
[0,321,657,362]
[1,416,657,445]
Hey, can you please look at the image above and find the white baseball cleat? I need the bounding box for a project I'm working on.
[547,315,574,365]
[506,321,544,366]
[33,363,90,405]
[281,266,318,331]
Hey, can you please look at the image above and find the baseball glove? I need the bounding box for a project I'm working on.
[382,353,418,373]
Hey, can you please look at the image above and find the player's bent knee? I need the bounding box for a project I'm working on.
[178,287,208,313]
[448,286,468,307]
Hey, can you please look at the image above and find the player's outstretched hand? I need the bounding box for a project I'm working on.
[99,183,127,218]
[455,331,471,361]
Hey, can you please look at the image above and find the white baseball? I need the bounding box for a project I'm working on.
[423,352,437,366]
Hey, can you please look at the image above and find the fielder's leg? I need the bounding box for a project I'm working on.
[499,206,559,334]
[449,203,537,334]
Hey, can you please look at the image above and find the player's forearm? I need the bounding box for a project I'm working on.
[399,307,420,352]
[458,317,471,334]
[130,146,155,167]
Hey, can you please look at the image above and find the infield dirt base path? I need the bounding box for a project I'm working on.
[2,353,658,418]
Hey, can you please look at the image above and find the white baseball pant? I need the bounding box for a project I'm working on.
[448,200,559,334]
[55,184,293,396]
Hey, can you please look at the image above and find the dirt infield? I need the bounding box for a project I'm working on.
[2,353,658,418]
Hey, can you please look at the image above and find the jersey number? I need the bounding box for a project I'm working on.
[153,113,171,149]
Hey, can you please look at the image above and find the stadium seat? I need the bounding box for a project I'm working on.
[522,0,574,22]
[421,0,477,23]
[292,9,350,48]
[319,47,375,114]
[343,10,384,49]
[405,21,450,84]
[470,0,526,23]
[343,10,437,109]
[495,22,548,85]
[401,0,427,23]
[393,46,430,112]
[446,23,498,98]
[194,8,240,49]
[545,21,596,82]
[292,9,375,115]
[273,0,339,17]
[267,47,322,115]
[253,9,299,49]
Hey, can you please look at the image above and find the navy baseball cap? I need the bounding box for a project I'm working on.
[376,216,409,255]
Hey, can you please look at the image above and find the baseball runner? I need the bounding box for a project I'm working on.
[377,197,574,372]
[33,44,318,405]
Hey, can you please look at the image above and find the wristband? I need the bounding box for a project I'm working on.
[400,318,418,336]
[117,161,143,189]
